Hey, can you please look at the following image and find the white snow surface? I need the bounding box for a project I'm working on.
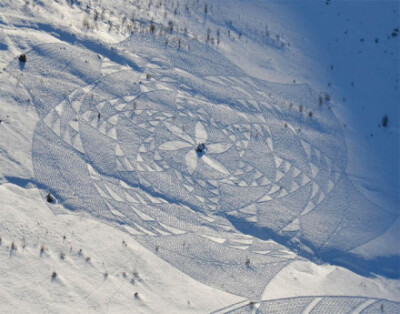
[0,0,399,313]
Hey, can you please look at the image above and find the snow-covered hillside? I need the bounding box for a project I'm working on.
[0,0,399,313]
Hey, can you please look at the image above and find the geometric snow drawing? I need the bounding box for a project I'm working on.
[8,35,398,300]
[220,296,400,313]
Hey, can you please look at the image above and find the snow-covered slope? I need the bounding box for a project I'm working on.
[0,0,399,313]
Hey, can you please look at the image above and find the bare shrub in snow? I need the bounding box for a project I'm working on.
[19,54,27,63]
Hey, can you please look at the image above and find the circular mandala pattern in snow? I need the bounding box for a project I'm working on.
[8,37,397,299]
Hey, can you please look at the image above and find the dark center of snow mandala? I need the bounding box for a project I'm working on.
[8,35,396,299]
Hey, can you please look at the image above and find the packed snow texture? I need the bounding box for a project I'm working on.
[0,0,399,312]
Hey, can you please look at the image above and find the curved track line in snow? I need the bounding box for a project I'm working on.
[220,296,400,314]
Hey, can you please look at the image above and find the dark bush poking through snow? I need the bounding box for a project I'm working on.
[46,193,55,203]
[18,54,27,63]
[10,242,17,252]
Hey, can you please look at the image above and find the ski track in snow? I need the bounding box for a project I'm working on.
[6,33,399,309]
